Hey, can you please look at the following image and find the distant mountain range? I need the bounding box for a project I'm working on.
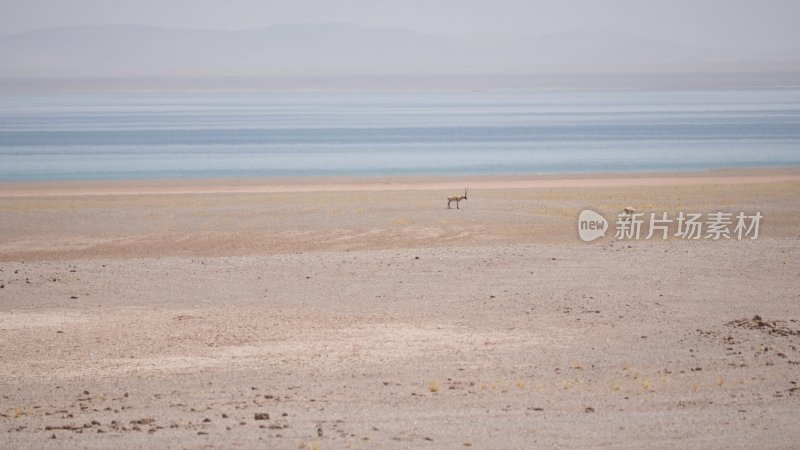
[1,23,797,78]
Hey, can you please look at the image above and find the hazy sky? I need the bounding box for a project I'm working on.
[1,0,798,52]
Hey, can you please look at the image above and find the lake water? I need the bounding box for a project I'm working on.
[0,89,799,181]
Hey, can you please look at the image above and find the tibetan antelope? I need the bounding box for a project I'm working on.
[622,206,636,221]
[447,189,468,209]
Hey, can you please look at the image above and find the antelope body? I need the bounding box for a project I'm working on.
[447,189,468,209]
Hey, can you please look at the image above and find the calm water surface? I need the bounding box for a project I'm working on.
[0,89,798,180]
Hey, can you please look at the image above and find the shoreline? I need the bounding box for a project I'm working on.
[1,167,799,197]
[1,166,797,261]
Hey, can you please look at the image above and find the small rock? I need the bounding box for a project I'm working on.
[254,413,270,421]
[221,413,229,418]
[585,407,595,413]
[70,296,78,299]
[203,418,211,423]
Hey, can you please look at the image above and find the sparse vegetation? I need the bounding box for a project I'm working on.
[14,406,29,418]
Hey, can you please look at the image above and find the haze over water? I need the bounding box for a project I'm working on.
[1,89,799,181]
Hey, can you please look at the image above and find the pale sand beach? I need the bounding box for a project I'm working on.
[1,168,799,448]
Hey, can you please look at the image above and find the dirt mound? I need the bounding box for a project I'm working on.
[727,315,800,337]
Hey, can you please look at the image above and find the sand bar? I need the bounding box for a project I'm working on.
[1,168,799,197]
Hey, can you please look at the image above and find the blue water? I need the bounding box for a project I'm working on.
[0,89,799,181]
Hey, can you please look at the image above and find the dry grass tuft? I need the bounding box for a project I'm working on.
[14,406,29,418]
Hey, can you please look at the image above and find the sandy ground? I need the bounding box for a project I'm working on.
[1,169,799,449]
